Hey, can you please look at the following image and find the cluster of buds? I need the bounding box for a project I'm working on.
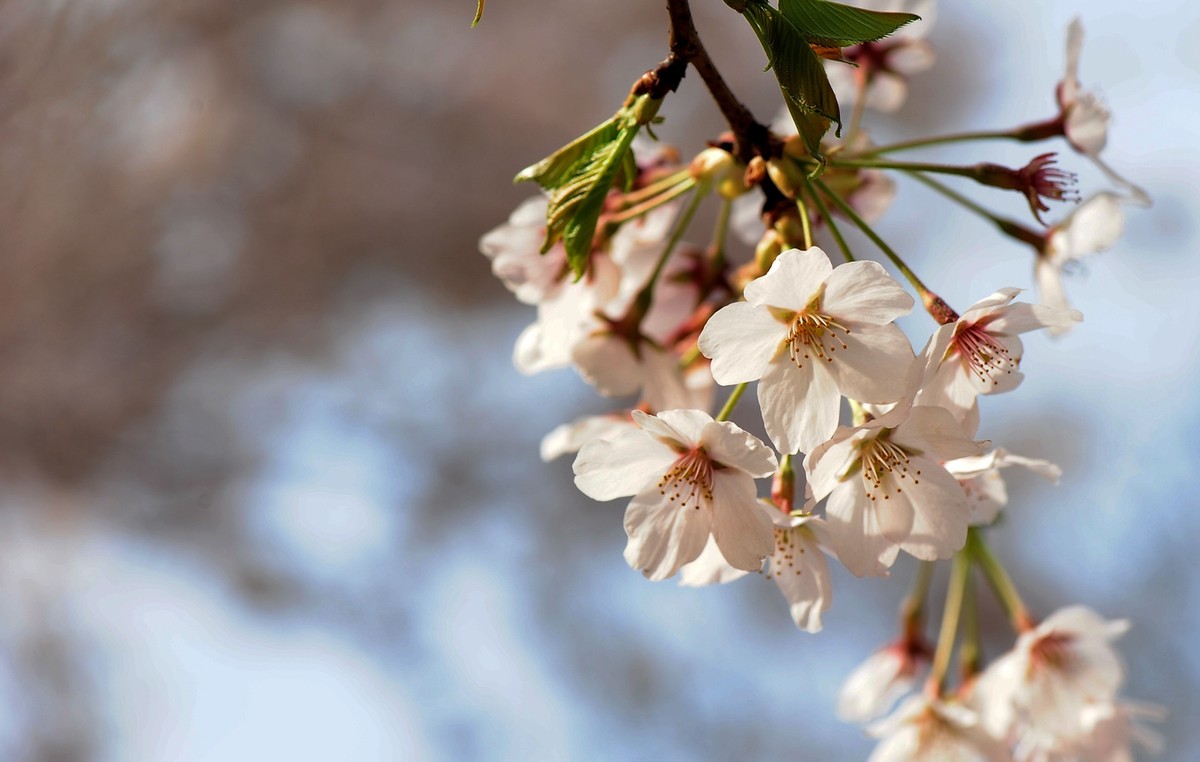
[478,2,1158,758]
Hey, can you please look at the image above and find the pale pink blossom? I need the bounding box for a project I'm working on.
[699,247,915,455]
[867,695,1009,762]
[838,641,930,723]
[1041,700,1166,762]
[1035,193,1125,325]
[805,403,984,577]
[1057,20,1150,206]
[479,196,566,305]
[680,505,835,633]
[573,409,777,581]
[973,606,1130,748]
[824,0,938,113]
[945,447,1062,526]
[913,288,1081,428]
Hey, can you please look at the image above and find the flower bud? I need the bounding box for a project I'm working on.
[690,147,747,200]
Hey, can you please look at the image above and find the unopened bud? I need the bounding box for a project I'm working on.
[690,147,747,199]
[744,156,767,187]
[766,158,803,199]
[754,228,783,272]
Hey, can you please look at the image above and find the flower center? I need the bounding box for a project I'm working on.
[785,311,851,369]
[657,447,715,512]
[765,526,804,581]
[950,323,1019,387]
[858,434,921,502]
[1030,632,1077,671]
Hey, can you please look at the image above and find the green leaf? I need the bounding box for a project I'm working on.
[742,1,840,159]
[515,97,658,276]
[778,0,918,48]
[471,0,486,27]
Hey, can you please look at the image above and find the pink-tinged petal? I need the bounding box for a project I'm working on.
[572,334,642,397]
[1048,193,1124,266]
[623,485,713,581]
[1035,257,1072,321]
[698,302,787,385]
[963,287,1021,316]
[768,524,832,633]
[824,481,899,578]
[892,406,986,462]
[821,260,914,325]
[639,347,692,414]
[636,408,711,447]
[759,358,841,455]
[985,302,1081,335]
[744,247,833,311]
[826,324,914,403]
[699,420,778,478]
[573,429,677,501]
[852,171,896,223]
[864,71,907,113]
[540,414,633,462]
[710,472,774,572]
[838,647,919,724]
[678,537,751,587]
[1066,94,1109,155]
[998,450,1062,483]
[805,427,869,500]
[888,39,935,75]
[896,459,969,561]
[1064,18,1084,88]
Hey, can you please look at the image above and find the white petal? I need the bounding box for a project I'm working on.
[573,428,677,501]
[639,347,692,414]
[700,420,778,478]
[821,260,914,325]
[896,459,969,562]
[888,39,935,75]
[892,406,986,462]
[540,414,633,462]
[1066,94,1109,155]
[1034,257,1073,324]
[838,648,917,723]
[805,427,868,499]
[864,71,907,113]
[635,408,711,447]
[1049,192,1125,265]
[759,358,841,455]
[826,324,915,403]
[983,302,1081,335]
[698,302,787,385]
[824,481,899,577]
[572,334,643,396]
[678,537,751,587]
[744,247,833,311]
[769,524,833,633]
[710,472,775,572]
[623,485,713,581]
[963,287,1021,315]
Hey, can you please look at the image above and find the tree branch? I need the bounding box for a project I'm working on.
[664,0,769,163]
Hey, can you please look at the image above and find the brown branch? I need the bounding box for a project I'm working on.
[664,0,769,163]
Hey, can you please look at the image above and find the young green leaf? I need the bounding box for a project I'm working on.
[472,0,486,27]
[778,0,918,48]
[514,119,622,190]
[742,1,840,160]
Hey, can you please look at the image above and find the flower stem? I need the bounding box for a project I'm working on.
[771,453,795,513]
[607,176,698,227]
[619,168,694,208]
[851,117,1064,157]
[715,382,748,422]
[712,196,733,271]
[829,157,984,180]
[905,171,1044,249]
[959,567,981,683]
[929,550,971,696]
[901,560,935,643]
[802,178,854,262]
[967,527,1035,632]
[633,181,708,318]
[795,196,815,250]
[813,177,930,295]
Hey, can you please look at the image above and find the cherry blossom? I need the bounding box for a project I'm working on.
[479,195,567,305]
[805,403,984,577]
[1035,193,1125,325]
[823,0,937,113]
[1056,19,1150,206]
[1042,700,1166,762]
[913,288,1081,428]
[944,447,1062,526]
[573,409,777,581]
[699,247,915,455]
[680,505,835,633]
[972,606,1130,749]
[867,695,1009,762]
[838,640,930,723]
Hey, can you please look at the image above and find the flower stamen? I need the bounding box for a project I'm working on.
[657,447,715,512]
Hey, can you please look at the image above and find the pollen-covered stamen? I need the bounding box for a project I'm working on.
[656,447,715,512]
[858,434,921,503]
[764,526,805,580]
[950,323,1020,386]
[1030,632,1077,671]
[784,311,852,369]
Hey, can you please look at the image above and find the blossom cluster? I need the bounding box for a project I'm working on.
[480,4,1157,759]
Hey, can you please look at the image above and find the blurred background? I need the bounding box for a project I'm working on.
[0,0,1195,759]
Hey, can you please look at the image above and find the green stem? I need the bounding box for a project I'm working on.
[607,176,698,226]
[802,179,854,262]
[901,560,935,642]
[967,528,1034,632]
[851,117,1064,157]
[620,168,694,207]
[829,157,982,180]
[813,177,930,295]
[905,171,1044,249]
[795,196,814,250]
[959,566,981,683]
[715,382,748,422]
[633,181,708,316]
[929,551,971,696]
[711,196,733,271]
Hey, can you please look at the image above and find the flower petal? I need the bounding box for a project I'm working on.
[573,428,677,501]
[824,480,899,577]
[678,537,751,587]
[822,260,914,325]
[892,406,985,462]
[623,485,713,581]
[769,524,833,633]
[744,247,833,311]
[710,472,774,572]
[896,458,969,561]
[699,420,778,478]
[698,302,787,385]
[759,359,841,455]
[826,324,914,403]
[572,334,643,396]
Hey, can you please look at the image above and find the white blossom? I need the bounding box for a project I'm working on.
[945,447,1062,526]
[1035,193,1125,325]
[699,247,915,454]
[839,641,930,723]
[573,409,777,581]
[867,695,1010,762]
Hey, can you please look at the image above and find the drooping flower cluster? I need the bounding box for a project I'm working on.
[478,1,1158,756]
